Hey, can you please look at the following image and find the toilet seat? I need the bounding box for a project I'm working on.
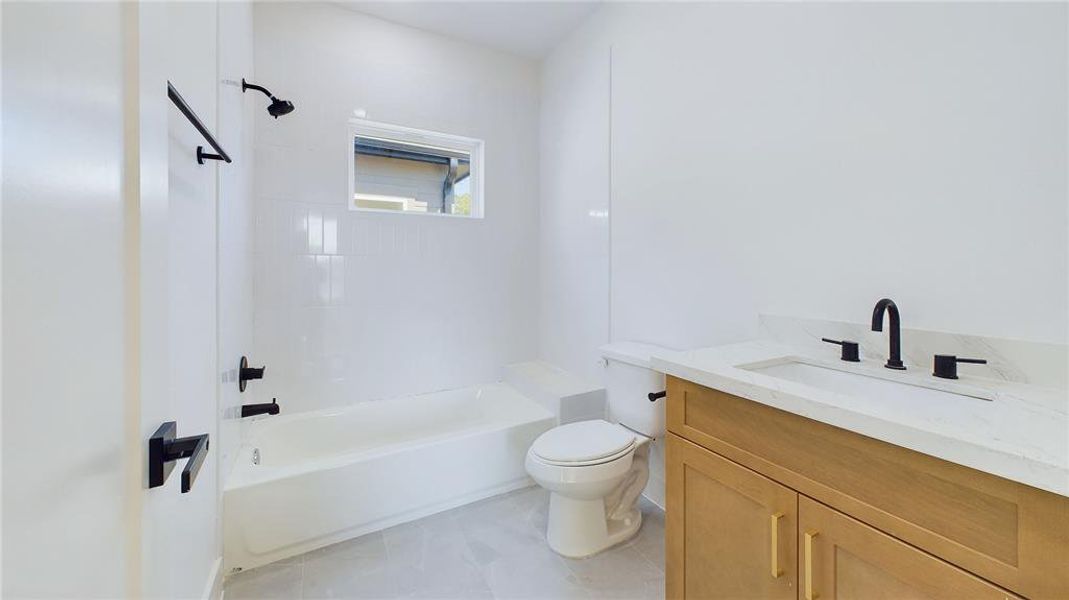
[530,420,636,467]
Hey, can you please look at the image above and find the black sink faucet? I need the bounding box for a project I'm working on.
[871,298,906,370]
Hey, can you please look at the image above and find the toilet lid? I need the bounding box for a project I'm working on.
[531,420,636,465]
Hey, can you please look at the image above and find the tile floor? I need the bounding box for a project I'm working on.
[224,486,665,600]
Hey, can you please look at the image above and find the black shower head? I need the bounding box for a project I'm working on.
[268,98,295,118]
[242,78,295,118]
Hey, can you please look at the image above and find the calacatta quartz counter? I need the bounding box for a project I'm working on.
[652,340,1069,497]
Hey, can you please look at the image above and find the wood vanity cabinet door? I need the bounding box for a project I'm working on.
[666,434,797,600]
[797,496,1019,600]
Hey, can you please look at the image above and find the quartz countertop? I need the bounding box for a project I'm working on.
[652,340,1069,497]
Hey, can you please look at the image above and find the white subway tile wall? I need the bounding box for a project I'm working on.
[252,3,540,414]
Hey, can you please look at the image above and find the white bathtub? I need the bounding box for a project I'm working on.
[223,383,554,572]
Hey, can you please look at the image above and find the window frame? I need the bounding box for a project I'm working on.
[347,118,485,219]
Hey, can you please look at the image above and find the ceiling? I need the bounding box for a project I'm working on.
[334,1,602,59]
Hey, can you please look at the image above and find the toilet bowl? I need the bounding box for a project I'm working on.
[525,342,668,558]
[525,419,651,557]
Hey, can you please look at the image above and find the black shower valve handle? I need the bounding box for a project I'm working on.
[822,337,861,362]
[238,355,266,392]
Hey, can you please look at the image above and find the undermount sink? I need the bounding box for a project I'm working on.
[744,360,994,402]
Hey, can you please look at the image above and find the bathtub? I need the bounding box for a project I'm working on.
[223,383,554,572]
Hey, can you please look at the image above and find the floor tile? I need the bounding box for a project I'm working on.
[225,562,303,600]
[506,486,550,534]
[627,504,665,573]
[459,492,546,567]
[404,549,491,599]
[564,545,663,598]
[305,531,388,562]
[224,486,665,600]
[383,510,474,571]
[301,559,402,600]
[482,545,590,600]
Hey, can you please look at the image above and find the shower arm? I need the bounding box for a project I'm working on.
[241,79,275,100]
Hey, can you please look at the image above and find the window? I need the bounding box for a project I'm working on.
[348,119,484,218]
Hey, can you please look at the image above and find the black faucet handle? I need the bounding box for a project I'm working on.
[239,355,266,392]
[933,354,987,379]
[822,338,861,362]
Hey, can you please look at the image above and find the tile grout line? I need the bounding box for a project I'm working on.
[634,543,665,576]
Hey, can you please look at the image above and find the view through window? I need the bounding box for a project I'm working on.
[350,129,480,217]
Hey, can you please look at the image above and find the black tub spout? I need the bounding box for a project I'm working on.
[241,399,280,418]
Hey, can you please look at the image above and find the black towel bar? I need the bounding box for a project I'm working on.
[167,81,231,165]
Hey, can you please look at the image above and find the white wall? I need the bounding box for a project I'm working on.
[541,1,1068,371]
[2,2,132,595]
[217,0,257,491]
[162,3,226,596]
[540,2,1068,506]
[539,14,613,387]
[252,2,541,414]
[611,3,1067,350]
[144,2,257,597]
[2,2,255,597]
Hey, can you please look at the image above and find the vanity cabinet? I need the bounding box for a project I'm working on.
[798,496,1016,600]
[666,435,797,600]
[665,376,1069,600]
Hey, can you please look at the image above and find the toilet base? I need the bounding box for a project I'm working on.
[546,494,643,558]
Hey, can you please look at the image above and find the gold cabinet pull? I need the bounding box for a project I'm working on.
[804,530,820,600]
[770,512,784,578]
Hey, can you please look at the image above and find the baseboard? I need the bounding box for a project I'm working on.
[202,556,223,600]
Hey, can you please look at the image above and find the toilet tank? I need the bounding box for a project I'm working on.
[600,342,670,438]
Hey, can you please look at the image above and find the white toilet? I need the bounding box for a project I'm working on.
[525,342,667,558]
